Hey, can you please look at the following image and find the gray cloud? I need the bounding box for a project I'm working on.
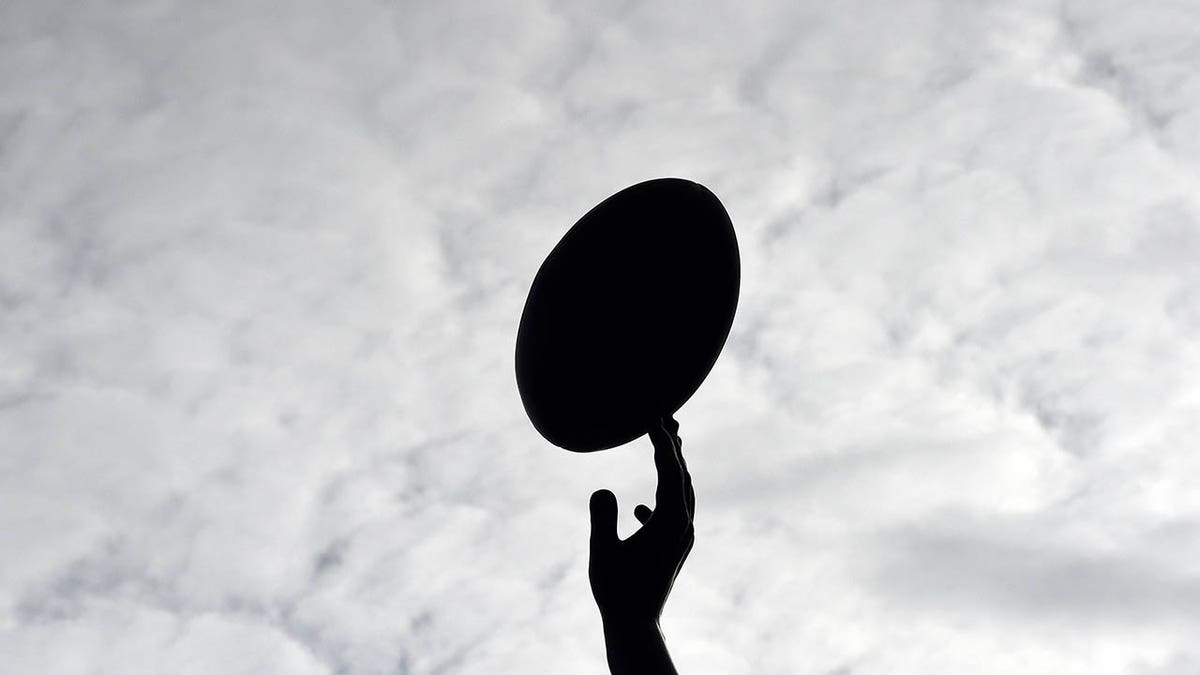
[3,0,1200,673]
[871,516,1200,626]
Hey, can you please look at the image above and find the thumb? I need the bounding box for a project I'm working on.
[589,489,618,554]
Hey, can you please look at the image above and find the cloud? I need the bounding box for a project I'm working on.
[3,0,1200,673]
[871,515,1200,627]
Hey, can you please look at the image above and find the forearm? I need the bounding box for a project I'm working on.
[602,620,678,675]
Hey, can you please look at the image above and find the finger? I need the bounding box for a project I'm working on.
[650,418,686,524]
[589,489,618,555]
[669,419,693,519]
[634,504,653,525]
[664,415,680,437]
[683,452,695,521]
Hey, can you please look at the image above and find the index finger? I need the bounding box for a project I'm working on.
[650,417,686,524]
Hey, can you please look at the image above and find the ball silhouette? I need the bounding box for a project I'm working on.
[516,178,740,452]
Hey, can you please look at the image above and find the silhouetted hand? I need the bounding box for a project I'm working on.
[589,417,695,675]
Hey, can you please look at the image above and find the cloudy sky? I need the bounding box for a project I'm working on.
[4,0,1200,673]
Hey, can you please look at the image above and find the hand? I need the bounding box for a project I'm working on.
[588,417,695,674]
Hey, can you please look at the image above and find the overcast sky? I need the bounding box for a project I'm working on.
[3,0,1200,673]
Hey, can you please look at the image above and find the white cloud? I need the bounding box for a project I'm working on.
[3,0,1200,673]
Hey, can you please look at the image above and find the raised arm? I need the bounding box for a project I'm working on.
[588,417,695,675]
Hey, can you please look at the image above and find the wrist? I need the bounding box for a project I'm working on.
[601,616,662,643]
[601,617,675,675]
